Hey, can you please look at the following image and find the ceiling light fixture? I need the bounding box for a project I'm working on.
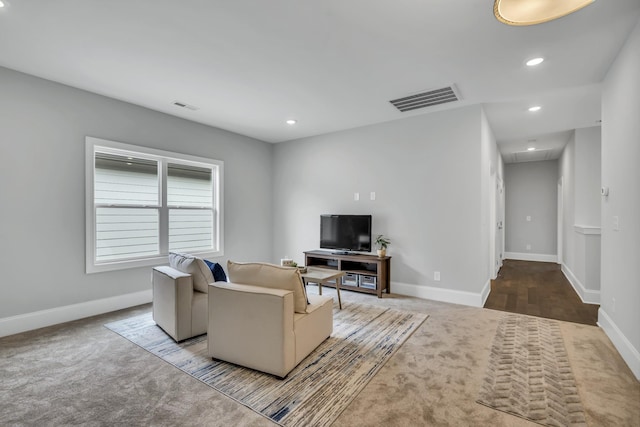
[528,106,541,112]
[526,57,544,66]
[0,1,5,7]
[286,119,297,125]
[494,0,594,26]
[527,147,536,151]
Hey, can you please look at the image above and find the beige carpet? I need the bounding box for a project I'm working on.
[1,287,638,426]
[105,302,427,427]
[478,314,587,426]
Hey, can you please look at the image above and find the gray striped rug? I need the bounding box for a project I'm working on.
[477,314,587,426]
[106,303,427,427]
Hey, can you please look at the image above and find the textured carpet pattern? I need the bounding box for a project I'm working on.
[105,302,427,427]
[478,314,587,426]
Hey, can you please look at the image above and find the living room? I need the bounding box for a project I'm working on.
[1,1,639,425]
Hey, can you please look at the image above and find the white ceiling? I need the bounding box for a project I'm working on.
[1,1,639,160]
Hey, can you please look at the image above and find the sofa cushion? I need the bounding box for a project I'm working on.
[204,259,228,282]
[169,252,213,293]
[227,261,308,313]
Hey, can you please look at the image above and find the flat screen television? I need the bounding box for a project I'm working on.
[320,214,372,253]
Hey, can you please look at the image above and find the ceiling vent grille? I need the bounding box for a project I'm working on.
[390,85,460,112]
[172,101,199,111]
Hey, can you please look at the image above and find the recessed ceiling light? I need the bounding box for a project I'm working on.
[528,106,541,112]
[286,119,297,125]
[0,2,5,8]
[526,57,544,67]
[527,147,536,151]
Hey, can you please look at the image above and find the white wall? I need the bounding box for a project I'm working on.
[599,18,640,380]
[574,127,602,226]
[272,105,497,306]
[558,128,602,304]
[0,67,273,332]
[504,160,558,261]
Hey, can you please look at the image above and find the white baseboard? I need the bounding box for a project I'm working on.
[0,289,152,338]
[393,281,486,308]
[598,308,640,381]
[505,252,558,263]
[561,264,601,305]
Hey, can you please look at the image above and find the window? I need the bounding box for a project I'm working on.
[86,137,223,273]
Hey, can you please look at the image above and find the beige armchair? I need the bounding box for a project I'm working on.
[152,253,212,342]
[208,261,334,378]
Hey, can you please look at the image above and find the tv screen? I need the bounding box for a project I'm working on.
[320,214,372,253]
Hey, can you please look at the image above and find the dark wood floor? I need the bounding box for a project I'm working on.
[484,259,599,326]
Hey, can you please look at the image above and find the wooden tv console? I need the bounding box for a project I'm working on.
[304,250,391,298]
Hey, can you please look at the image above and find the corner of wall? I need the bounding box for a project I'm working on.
[598,308,640,380]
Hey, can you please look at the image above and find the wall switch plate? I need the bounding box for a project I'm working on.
[354,192,360,201]
[370,191,376,201]
[612,216,619,231]
[434,271,440,281]
[526,244,531,250]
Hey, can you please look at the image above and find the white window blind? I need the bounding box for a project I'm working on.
[94,153,160,262]
[86,137,224,273]
[167,163,215,253]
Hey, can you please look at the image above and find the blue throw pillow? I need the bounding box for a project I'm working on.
[204,259,228,282]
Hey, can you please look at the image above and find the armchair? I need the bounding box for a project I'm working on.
[152,252,213,342]
[207,261,334,378]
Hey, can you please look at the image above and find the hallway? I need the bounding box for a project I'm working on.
[484,259,599,326]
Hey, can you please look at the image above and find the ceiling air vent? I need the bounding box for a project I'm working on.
[172,101,199,111]
[390,85,460,112]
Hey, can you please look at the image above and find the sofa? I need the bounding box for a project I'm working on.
[152,252,214,342]
[208,261,334,378]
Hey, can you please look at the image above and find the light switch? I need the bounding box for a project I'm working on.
[370,192,376,200]
[354,192,360,201]
[613,216,619,231]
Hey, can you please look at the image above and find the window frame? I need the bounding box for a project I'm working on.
[85,136,224,274]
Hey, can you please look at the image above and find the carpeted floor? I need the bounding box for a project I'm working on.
[105,303,427,427]
[478,314,586,426]
[1,287,638,426]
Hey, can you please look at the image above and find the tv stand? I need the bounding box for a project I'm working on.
[304,250,391,298]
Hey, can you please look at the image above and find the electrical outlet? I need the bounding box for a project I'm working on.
[434,271,441,281]
[526,215,532,222]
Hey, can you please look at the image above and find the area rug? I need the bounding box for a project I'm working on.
[105,302,427,427]
[477,314,587,426]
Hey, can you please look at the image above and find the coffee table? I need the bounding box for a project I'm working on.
[300,267,345,309]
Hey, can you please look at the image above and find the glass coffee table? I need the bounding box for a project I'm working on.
[300,267,344,309]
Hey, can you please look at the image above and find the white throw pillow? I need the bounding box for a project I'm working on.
[169,252,214,293]
[227,261,308,313]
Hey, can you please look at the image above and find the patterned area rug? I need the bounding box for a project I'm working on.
[106,303,427,427]
[477,314,587,426]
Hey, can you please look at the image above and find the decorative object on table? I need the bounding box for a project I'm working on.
[477,313,586,426]
[297,266,307,273]
[105,302,428,427]
[280,257,296,267]
[375,234,390,257]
